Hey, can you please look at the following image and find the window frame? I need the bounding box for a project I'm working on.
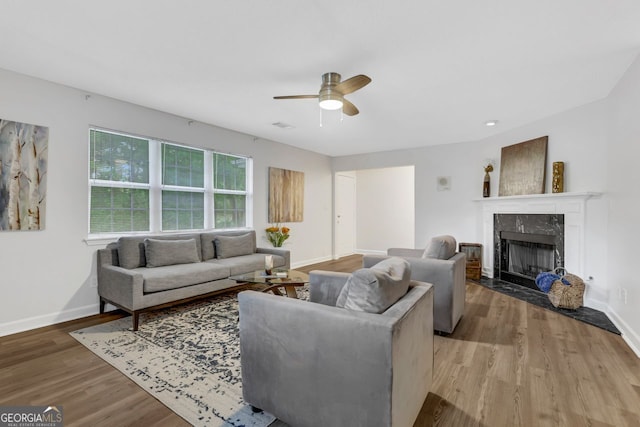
[88,127,253,238]
[160,142,206,232]
[212,152,250,229]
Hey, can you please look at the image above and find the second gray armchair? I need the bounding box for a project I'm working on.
[363,235,466,333]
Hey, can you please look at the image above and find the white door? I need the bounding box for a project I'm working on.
[335,173,356,258]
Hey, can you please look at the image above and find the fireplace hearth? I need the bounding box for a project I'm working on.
[494,214,564,290]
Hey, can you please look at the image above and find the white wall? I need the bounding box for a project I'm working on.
[0,68,333,336]
[333,143,480,248]
[333,96,616,323]
[605,55,640,355]
[355,166,414,253]
[335,99,609,269]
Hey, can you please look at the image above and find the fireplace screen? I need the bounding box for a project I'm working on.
[506,240,554,278]
[499,231,557,289]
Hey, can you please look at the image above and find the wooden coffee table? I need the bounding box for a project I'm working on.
[229,269,309,299]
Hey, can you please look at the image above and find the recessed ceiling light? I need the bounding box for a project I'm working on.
[272,122,295,129]
[485,120,498,127]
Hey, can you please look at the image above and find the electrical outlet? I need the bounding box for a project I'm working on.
[623,288,628,305]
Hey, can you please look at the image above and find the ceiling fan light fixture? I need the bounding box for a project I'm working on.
[319,97,343,110]
[318,87,343,110]
[319,74,343,110]
[274,72,370,116]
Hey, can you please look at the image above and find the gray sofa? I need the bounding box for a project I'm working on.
[97,229,289,330]
[239,262,434,427]
[363,235,466,333]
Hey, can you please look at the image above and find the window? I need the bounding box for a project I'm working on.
[213,153,247,229]
[89,130,150,233]
[161,144,205,231]
[89,129,251,235]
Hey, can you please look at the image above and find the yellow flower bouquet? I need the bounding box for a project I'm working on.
[265,225,290,247]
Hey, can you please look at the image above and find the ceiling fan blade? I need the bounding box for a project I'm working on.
[273,95,319,99]
[334,75,371,95]
[342,98,359,116]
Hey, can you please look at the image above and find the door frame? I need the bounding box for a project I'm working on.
[333,172,357,259]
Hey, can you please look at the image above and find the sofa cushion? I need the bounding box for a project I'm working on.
[117,233,202,269]
[137,263,231,293]
[206,253,286,276]
[423,235,457,260]
[144,238,200,267]
[117,236,148,269]
[336,257,411,313]
[201,230,257,260]
[215,233,254,259]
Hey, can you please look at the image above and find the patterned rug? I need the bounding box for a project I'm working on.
[70,286,307,427]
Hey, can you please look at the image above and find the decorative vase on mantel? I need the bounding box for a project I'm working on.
[552,161,564,193]
[483,164,494,197]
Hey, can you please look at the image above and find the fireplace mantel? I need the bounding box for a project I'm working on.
[474,192,602,279]
[473,191,601,203]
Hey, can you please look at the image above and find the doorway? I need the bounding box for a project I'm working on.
[334,173,356,258]
[333,166,415,258]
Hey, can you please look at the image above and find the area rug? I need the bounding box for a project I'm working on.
[70,287,306,427]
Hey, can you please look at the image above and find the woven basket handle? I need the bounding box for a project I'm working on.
[554,267,568,276]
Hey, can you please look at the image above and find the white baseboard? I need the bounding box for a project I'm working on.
[580,287,639,358]
[355,249,386,256]
[4,282,638,362]
[606,308,640,358]
[1,255,337,336]
[291,255,333,269]
[0,303,99,337]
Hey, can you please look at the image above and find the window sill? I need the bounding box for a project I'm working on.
[84,227,255,247]
[84,236,119,246]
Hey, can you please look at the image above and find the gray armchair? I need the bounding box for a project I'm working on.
[363,238,466,334]
[238,270,434,427]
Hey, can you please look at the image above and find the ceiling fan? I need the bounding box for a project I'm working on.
[274,72,372,116]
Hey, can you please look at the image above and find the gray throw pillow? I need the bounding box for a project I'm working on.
[117,236,147,269]
[423,235,457,259]
[214,233,254,259]
[144,238,200,268]
[370,256,412,281]
[336,257,410,313]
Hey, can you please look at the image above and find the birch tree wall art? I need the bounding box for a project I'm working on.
[0,119,49,231]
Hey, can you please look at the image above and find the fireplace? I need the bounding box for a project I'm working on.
[494,214,564,290]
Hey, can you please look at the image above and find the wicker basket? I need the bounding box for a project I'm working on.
[548,267,585,309]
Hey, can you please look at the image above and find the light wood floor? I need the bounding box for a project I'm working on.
[1,255,639,426]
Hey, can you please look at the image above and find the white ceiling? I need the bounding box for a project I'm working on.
[1,1,639,156]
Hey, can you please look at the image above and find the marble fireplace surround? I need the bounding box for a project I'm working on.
[476,192,601,285]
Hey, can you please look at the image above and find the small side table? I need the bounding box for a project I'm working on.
[459,243,482,281]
